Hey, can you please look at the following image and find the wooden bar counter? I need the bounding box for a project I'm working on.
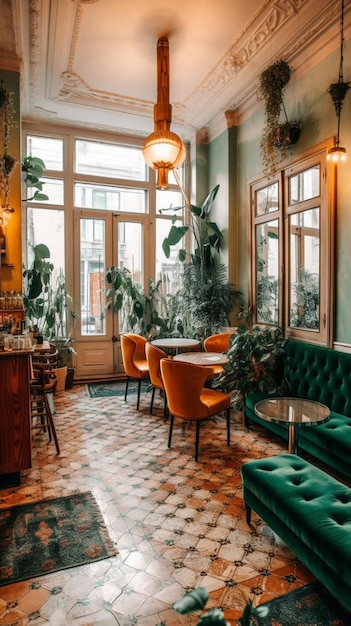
[0,349,32,487]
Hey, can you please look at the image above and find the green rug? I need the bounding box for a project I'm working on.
[256,580,350,625]
[88,379,149,398]
[0,491,118,587]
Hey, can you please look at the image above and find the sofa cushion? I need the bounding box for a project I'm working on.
[298,412,351,464]
[241,454,351,580]
[284,340,351,416]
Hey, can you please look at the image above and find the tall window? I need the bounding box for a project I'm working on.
[23,128,187,338]
[250,145,334,345]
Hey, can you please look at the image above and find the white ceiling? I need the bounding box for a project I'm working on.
[1,0,350,141]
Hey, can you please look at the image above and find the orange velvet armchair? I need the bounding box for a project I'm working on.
[203,332,233,378]
[160,358,231,461]
[145,342,168,420]
[120,333,149,410]
[203,332,233,352]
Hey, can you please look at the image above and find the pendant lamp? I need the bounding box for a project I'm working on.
[143,37,185,189]
[327,0,350,163]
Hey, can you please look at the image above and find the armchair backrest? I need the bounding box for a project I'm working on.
[160,358,210,418]
[203,332,232,353]
[120,333,147,378]
[146,342,167,388]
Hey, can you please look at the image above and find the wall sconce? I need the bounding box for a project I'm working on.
[327,0,350,163]
[143,37,185,190]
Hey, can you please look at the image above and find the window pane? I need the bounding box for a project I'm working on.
[26,208,66,333]
[27,208,65,268]
[256,220,279,324]
[289,208,320,329]
[27,178,64,205]
[75,140,146,181]
[26,136,63,170]
[289,165,320,203]
[156,218,184,296]
[256,183,279,216]
[74,183,147,213]
[80,218,105,335]
[117,222,143,334]
[156,189,184,217]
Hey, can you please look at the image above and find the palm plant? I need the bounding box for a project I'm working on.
[160,183,241,340]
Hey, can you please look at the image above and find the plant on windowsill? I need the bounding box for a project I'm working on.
[218,324,286,410]
[258,59,301,177]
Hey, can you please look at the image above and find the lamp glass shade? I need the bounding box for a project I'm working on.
[327,146,347,162]
[143,130,186,171]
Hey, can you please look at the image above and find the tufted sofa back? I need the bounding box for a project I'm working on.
[285,340,351,417]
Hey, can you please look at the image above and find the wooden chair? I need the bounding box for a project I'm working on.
[160,358,231,461]
[145,342,168,420]
[120,333,149,410]
[30,361,60,454]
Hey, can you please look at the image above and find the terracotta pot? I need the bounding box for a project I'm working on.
[53,366,67,392]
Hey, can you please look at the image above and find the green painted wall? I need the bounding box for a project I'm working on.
[207,47,351,344]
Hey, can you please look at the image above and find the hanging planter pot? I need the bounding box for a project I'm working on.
[258,59,301,176]
[274,121,301,149]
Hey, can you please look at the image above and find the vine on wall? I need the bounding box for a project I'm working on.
[0,80,16,222]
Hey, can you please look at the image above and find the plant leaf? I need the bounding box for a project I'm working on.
[173,588,209,614]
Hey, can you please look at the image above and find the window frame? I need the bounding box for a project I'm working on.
[249,140,335,346]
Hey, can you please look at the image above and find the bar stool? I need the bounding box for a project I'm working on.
[30,361,60,454]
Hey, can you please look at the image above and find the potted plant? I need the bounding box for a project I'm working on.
[258,59,301,176]
[23,243,78,390]
[105,266,172,338]
[160,184,242,341]
[219,325,286,410]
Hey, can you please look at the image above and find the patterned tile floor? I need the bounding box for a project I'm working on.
[0,384,319,625]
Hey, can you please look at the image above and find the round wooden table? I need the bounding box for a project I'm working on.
[173,351,228,365]
[151,338,200,354]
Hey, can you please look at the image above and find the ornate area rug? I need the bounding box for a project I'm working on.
[0,491,118,587]
[88,379,149,398]
[257,581,350,625]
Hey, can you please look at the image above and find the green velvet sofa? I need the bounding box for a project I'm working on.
[241,454,351,613]
[244,339,351,479]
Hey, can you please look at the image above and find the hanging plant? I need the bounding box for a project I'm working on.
[0,81,17,214]
[328,81,350,115]
[258,60,300,177]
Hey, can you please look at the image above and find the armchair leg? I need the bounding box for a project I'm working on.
[137,379,142,410]
[163,394,168,421]
[195,421,200,461]
[124,377,129,402]
[226,408,230,446]
[168,414,174,449]
[150,387,156,414]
